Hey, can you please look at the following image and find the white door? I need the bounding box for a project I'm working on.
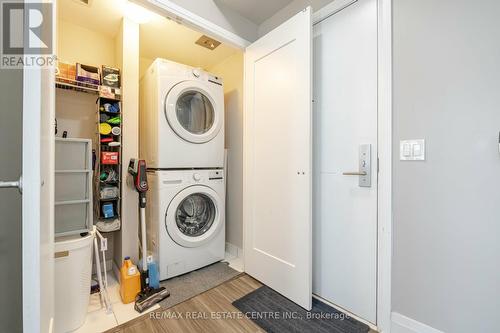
[313,0,378,323]
[244,7,312,310]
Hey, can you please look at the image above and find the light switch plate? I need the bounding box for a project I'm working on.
[400,139,425,161]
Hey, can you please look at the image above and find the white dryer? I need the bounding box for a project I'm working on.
[140,58,224,169]
[147,169,225,280]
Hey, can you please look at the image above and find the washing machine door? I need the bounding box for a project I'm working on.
[165,185,223,248]
[165,81,222,144]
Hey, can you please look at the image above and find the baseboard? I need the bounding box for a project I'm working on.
[225,242,243,259]
[312,294,377,331]
[391,312,444,333]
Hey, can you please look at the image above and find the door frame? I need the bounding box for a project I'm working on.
[134,0,393,332]
[23,0,57,331]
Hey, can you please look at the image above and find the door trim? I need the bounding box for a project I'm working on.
[313,0,393,332]
[23,1,56,331]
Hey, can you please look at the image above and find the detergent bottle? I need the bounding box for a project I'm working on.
[120,256,141,304]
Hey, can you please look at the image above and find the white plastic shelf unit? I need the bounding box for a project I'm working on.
[55,138,93,236]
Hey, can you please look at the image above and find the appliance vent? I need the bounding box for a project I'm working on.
[195,35,221,50]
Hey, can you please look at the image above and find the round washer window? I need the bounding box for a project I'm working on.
[176,91,215,135]
[175,193,216,237]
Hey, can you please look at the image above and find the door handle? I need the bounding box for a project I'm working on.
[342,171,367,176]
[342,144,371,187]
[0,176,22,194]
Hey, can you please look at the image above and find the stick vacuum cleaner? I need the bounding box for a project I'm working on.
[128,159,170,313]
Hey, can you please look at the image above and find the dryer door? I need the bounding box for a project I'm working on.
[164,81,222,144]
[165,185,223,247]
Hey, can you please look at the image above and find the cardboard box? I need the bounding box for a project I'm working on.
[56,62,76,81]
[101,152,119,165]
[101,66,121,88]
[76,63,101,85]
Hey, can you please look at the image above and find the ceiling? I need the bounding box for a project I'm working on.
[217,0,294,24]
[139,18,238,70]
[58,0,240,70]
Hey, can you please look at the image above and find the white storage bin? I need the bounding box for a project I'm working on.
[54,233,93,333]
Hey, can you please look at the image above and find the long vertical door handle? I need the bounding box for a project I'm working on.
[342,144,371,187]
[0,176,22,194]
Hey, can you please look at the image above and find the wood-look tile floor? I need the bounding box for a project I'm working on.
[105,274,378,333]
[105,274,264,333]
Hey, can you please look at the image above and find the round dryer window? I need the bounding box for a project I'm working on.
[176,91,215,135]
[175,193,216,237]
[165,81,222,144]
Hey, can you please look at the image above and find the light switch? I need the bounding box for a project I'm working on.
[402,143,411,157]
[412,143,421,156]
[400,139,425,161]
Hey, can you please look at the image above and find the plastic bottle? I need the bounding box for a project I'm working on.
[148,261,160,289]
[120,256,141,304]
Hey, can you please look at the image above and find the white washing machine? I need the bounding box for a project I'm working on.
[147,169,225,280]
[140,58,225,169]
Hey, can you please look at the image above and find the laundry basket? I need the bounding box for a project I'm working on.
[54,233,93,333]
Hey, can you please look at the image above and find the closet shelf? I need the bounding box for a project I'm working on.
[55,199,91,206]
[55,169,92,173]
[99,197,121,202]
[56,77,99,95]
[56,77,121,101]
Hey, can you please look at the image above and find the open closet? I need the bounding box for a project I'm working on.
[54,0,244,330]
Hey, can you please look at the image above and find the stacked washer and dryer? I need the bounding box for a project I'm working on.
[140,59,225,280]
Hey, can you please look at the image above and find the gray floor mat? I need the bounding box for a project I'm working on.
[233,286,370,333]
[159,261,241,309]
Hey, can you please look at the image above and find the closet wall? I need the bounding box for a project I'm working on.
[209,53,245,250]
[57,0,246,271]
[56,17,121,269]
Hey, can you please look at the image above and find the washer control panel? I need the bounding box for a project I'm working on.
[208,170,223,180]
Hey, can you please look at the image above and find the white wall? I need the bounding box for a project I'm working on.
[114,18,141,266]
[392,1,500,332]
[57,19,116,67]
[210,52,244,249]
[56,18,119,265]
[258,0,334,36]
[55,90,96,141]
